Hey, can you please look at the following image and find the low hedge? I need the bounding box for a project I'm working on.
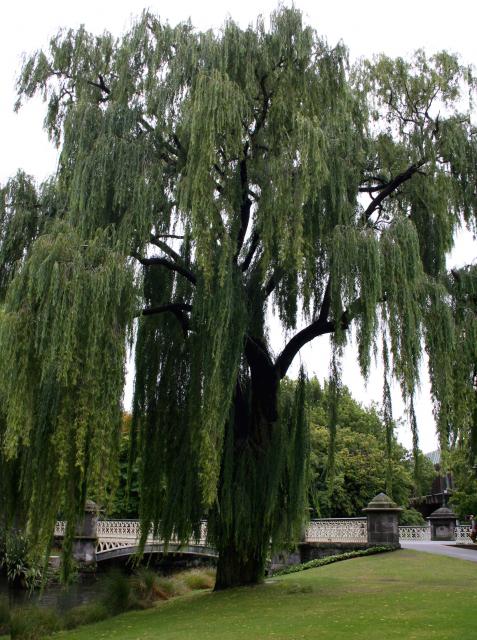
[273,545,397,576]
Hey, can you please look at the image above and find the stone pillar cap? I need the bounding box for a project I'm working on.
[428,506,456,519]
[363,492,403,513]
[84,500,103,513]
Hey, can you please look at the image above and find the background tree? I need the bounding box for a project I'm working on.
[448,447,477,519]
[0,9,476,588]
[434,265,477,519]
[109,414,140,519]
[286,379,435,518]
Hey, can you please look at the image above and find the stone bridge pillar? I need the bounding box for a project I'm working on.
[72,500,100,565]
[363,493,402,547]
[428,506,457,541]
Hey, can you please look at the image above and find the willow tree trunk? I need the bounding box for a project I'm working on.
[215,440,271,591]
[213,349,280,590]
[215,541,268,590]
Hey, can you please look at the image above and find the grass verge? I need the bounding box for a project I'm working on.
[55,549,477,640]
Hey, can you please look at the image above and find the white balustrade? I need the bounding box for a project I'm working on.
[305,518,367,543]
[454,525,473,544]
[97,519,140,541]
[94,520,208,554]
[398,525,431,541]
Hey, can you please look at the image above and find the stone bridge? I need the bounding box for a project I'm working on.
[53,494,473,565]
[54,518,473,564]
[54,519,218,562]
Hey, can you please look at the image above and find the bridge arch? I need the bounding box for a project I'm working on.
[95,541,218,562]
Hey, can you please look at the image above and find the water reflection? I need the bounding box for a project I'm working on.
[0,574,102,612]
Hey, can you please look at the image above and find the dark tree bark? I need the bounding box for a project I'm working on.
[215,540,267,590]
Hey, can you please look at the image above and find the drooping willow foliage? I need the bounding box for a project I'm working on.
[0,221,135,569]
[442,267,477,465]
[1,8,476,586]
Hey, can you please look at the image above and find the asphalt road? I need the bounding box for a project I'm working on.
[401,541,477,563]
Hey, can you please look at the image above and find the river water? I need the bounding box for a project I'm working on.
[0,574,103,612]
[0,556,213,612]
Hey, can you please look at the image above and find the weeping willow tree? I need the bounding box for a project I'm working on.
[1,8,477,588]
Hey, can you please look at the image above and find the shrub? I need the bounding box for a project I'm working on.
[0,530,29,583]
[101,570,132,615]
[130,568,163,608]
[0,529,43,588]
[154,576,187,599]
[178,569,214,591]
[203,567,216,579]
[9,606,61,640]
[63,602,110,630]
[0,596,10,636]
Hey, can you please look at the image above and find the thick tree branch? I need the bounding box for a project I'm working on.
[233,71,271,265]
[133,254,197,285]
[264,268,284,298]
[244,335,275,371]
[275,296,363,379]
[138,303,192,336]
[241,231,260,272]
[244,335,279,423]
[276,318,335,379]
[363,160,427,221]
[251,73,271,143]
[149,235,182,263]
[318,278,332,322]
[139,302,192,317]
[234,143,252,262]
[87,74,111,95]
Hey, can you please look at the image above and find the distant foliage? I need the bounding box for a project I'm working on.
[108,414,140,519]
[399,508,427,526]
[448,447,477,519]
[294,379,435,516]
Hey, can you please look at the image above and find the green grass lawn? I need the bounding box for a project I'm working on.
[57,550,477,640]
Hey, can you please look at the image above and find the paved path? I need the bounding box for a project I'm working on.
[401,541,477,563]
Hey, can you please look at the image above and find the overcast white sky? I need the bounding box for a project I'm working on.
[1,0,476,452]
